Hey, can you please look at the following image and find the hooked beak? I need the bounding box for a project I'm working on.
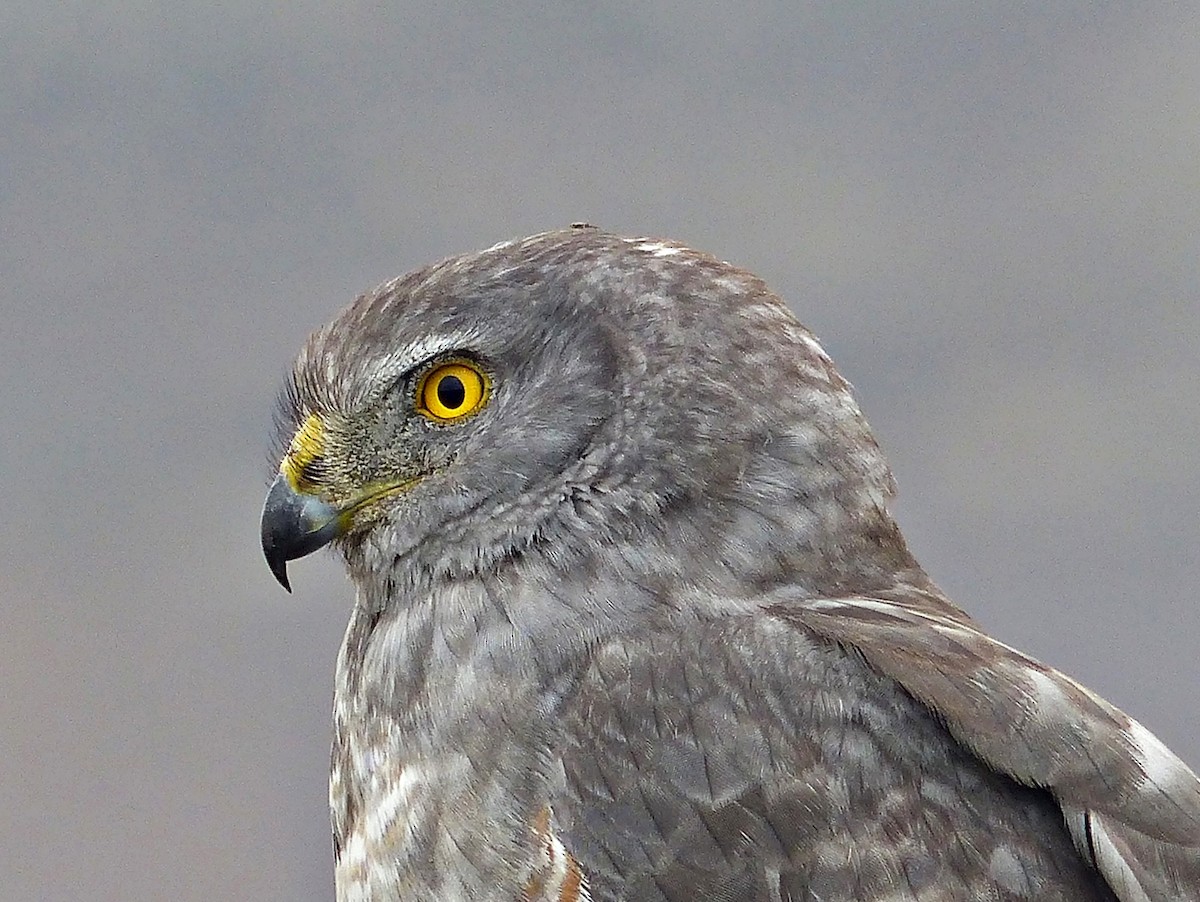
[260,474,344,592]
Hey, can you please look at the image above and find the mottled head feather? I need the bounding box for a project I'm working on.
[277,228,908,599]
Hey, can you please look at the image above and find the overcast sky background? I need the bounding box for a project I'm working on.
[2,4,1197,900]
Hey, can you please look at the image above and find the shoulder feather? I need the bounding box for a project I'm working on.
[768,593,1200,901]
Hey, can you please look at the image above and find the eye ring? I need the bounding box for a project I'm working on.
[417,360,490,422]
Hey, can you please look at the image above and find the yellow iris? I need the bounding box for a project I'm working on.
[418,361,489,421]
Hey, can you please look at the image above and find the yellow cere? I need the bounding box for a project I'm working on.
[419,361,489,422]
[281,413,326,491]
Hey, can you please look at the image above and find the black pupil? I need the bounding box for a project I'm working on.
[437,374,467,410]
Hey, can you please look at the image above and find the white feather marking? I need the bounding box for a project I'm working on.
[341,831,368,867]
[807,597,898,615]
[797,331,831,361]
[323,353,341,390]
[535,820,591,901]
[540,829,570,891]
[1127,717,1194,793]
[805,597,976,635]
[365,764,427,842]
[763,866,784,902]
[1027,668,1076,721]
[482,238,515,254]
[635,241,683,257]
[1088,813,1152,902]
[330,760,343,815]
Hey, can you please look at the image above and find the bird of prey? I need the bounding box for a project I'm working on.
[261,227,1199,901]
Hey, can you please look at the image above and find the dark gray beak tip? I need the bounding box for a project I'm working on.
[260,474,342,593]
[265,545,293,592]
[261,491,295,591]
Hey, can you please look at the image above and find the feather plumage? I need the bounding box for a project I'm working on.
[263,228,1199,900]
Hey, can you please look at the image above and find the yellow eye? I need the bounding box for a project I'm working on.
[418,361,489,422]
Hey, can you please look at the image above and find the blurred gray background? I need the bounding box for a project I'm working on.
[2,3,1196,900]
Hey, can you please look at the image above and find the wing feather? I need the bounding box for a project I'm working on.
[770,594,1200,901]
[556,611,1127,900]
